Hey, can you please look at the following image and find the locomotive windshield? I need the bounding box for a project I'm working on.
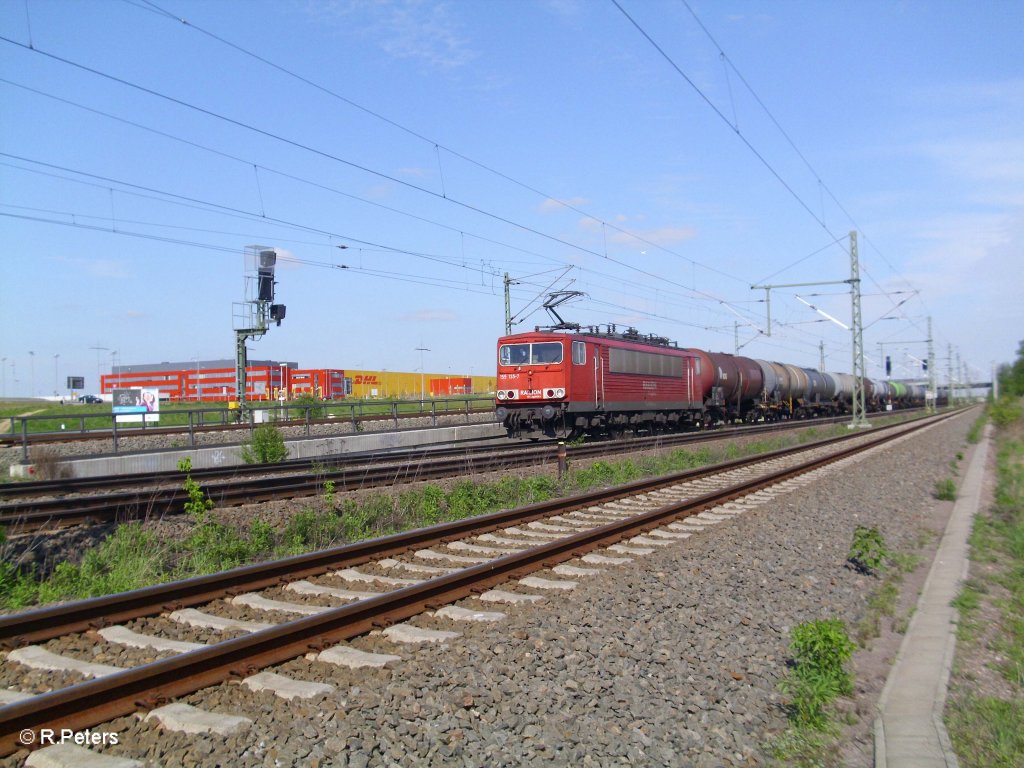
[499,342,563,366]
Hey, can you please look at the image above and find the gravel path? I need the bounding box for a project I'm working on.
[1,410,977,766]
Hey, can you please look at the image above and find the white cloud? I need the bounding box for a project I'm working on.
[314,0,476,71]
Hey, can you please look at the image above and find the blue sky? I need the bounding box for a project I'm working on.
[1,0,1021,397]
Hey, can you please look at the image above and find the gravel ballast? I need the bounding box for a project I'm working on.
[1,410,979,767]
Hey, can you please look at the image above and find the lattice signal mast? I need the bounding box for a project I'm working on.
[750,231,869,429]
[233,246,286,418]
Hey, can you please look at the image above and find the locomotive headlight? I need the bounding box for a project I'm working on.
[555,388,565,398]
[506,390,516,399]
[546,389,556,398]
[496,390,507,400]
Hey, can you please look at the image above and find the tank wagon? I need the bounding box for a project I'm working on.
[495,327,925,439]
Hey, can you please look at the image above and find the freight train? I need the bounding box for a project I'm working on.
[495,327,927,439]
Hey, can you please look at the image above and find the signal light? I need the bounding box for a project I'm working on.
[270,304,286,326]
[257,249,277,301]
[885,356,891,376]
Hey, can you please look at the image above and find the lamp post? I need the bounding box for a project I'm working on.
[54,354,60,397]
[89,344,109,394]
[193,357,200,402]
[415,347,430,405]
[28,351,35,397]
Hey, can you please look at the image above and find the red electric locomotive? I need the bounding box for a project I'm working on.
[495,328,704,438]
[496,326,930,439]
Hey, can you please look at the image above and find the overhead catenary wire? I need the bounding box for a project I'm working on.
[1,9,928,369]
[127,0,747,289]
[676,0,922,320]
[2,151,768,346]
[0,40,761,330]
[2,148,766,336]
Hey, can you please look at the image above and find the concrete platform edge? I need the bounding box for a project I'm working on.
[24,422,504,478]
[873,422,991,767]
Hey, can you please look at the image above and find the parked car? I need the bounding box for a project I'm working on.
[80,395,103,404]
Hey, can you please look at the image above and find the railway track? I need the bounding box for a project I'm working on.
[0,412,914,535]
[0,411,953,758]
[0,407,496,449]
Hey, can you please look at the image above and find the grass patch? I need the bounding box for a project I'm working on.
[947,696,1024,767]
[846,526,922,647]
[951,579,986,643]
[855,577,901,647]
[934,477,958,501]
[768,726,840,767]
[945,404,1024,767]
[0,471,562,611]
[988,398,1022,431]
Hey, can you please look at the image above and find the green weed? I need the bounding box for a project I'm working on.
[779,619,855,730]
[322,479,336,508]
[988,398,1022,430]
[178,457,214,520]
[934,477,958,501]
[847,526,888,575]
[241,423,288,464]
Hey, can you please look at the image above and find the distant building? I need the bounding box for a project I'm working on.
[101,360,495,401]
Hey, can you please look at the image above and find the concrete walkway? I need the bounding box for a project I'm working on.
[874,424,992,767]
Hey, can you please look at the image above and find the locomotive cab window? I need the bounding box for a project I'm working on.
[500,344,530,366]
[572,341,586,365]
[532,342,563,364]
[499,342,563,366]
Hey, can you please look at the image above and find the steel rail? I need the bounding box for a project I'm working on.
[0,451,551,533]
[0,447,801,646]
[0,411,947,756]
[0,422,532,501]
[0,406,497,448]
[0,437,517,500]
[0,408,919,500]
[0,413,949,650]
[0,410,920,534]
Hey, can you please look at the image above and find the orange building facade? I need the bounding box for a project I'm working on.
[100,361,495,402]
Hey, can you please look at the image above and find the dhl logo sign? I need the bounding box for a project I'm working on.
[353,375,380,385]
